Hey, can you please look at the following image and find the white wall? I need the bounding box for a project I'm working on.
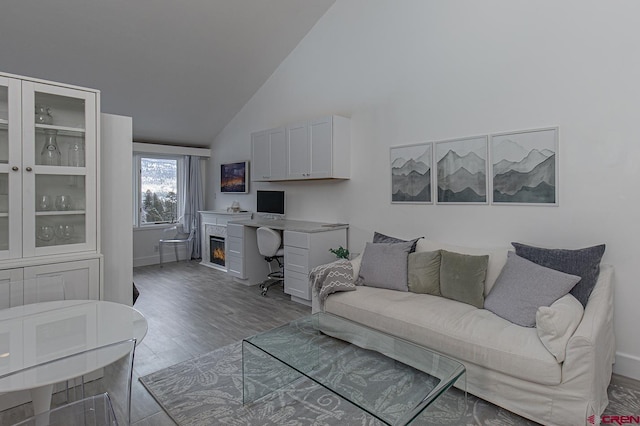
[101,113,133,305]
[209,0,640,379]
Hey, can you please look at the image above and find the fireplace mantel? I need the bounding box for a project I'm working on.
[198,211,252,271]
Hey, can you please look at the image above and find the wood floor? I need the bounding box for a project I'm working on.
[131,260,311,425]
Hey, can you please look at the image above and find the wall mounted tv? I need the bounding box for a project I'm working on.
[256,190,285,216]
[220,161,248,193]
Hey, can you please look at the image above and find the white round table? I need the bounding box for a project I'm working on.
[0,300,148,415]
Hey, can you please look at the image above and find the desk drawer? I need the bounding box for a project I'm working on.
[284,231,309,249]
[226,236,243,256]
[284,246,309,274]
[226,223,244,238]
[227,256,244,278]
[284,269,311,300]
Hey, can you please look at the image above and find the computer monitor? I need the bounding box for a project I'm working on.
[256,190,285,218]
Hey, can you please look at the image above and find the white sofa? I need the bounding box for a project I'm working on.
[312,239,615,426]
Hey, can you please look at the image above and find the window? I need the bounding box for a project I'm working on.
[134,154,183,226]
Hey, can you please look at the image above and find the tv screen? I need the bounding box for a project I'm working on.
[256,190,285,215]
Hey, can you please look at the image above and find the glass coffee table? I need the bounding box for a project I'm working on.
[242,313,465,425]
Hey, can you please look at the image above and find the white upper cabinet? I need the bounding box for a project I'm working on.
[0,73,98,261]
[251,115,350,182]
[286,115,350,180]
[251,127,286,181]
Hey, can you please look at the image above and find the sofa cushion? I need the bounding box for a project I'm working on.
[416,239,509,295]
[357,241,413,291]
[439,250,488,308]
[373,231,421,252]
[407,250,441,295]
[324,286,562,385]
[484,252,581,327]
[512,242,605,307]
[536,293,584,363]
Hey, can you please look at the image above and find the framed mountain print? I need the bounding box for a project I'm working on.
[490,127,558,206]
[390,142,433,203]
[435,135,488,204]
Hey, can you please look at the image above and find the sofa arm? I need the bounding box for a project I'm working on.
[562,265,615,412]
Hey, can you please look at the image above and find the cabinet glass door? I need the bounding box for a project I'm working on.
[0,77,21,260]
[22,82,96,257]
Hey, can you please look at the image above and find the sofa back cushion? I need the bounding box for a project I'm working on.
[511,242,605,307]
[407,250,441,295]
[439,250,488,308]
[484,252,581,327]
[357,241,414,291]
[416,239,509,295]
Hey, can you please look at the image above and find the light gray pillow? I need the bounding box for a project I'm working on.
[408,250,441,295]
[439,250,488,308]
[358,241,413,291]
[484,252,581,327]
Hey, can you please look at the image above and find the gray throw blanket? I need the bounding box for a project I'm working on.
[310,259,356,310]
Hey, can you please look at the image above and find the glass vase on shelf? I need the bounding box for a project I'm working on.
[67,141,85,167]
[41,129,61,166]
[35,104,53,125]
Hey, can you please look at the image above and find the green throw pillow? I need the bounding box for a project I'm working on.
[439,250,489,308]
[408,250,441,295]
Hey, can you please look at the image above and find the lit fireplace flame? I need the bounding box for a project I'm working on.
[213,247,225,262]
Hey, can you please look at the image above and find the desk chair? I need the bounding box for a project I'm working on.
[256,227,284,296]
[159,224,196,267]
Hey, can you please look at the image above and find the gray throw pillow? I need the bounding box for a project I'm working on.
[373,232,421,253]
[511,242,605,307]
[439,250,488,308]
[484,252,581,327]
[407,250,441,295]
[358,241,413,291]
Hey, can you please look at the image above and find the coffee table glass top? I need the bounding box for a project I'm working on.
[242,313,465,425]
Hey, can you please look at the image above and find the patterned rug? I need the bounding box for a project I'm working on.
[139,341,639,426]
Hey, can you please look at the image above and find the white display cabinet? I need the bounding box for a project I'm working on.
[0,71,100,305]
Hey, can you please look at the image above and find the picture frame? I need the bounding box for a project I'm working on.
[435,135,488,204]
[390,142,433,204]
[220,161,249,193]
[490,127,558,206]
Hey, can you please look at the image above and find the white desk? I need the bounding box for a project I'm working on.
[227,219,348,304]
[0,300,147,415]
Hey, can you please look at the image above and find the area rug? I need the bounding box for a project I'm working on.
[140,340,640,426]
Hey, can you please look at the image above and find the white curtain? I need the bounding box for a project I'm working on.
[181,155,203,259]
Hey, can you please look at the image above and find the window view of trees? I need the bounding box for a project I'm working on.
[140,157,179,224]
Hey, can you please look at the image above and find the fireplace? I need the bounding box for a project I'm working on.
[210,236,225,267]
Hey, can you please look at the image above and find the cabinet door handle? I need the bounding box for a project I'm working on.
[25,167,33,172]
[12,166,19,171]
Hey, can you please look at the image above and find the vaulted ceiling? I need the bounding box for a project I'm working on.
[0,0,335,147]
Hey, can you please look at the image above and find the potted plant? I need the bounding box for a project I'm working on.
[329,246,350,259]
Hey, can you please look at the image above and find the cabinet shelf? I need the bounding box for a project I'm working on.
[33,165,87,175]
[0,212,8,218]
[35,123,85,137]
[36,210,85,216]
[0,118,8,126]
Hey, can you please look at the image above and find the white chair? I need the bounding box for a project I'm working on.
[159,224,196,267]
[256,227,284,296]
[2,338,137,426]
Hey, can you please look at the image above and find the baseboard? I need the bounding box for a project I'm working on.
[134,255,160,267]
[614,351,640,380]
